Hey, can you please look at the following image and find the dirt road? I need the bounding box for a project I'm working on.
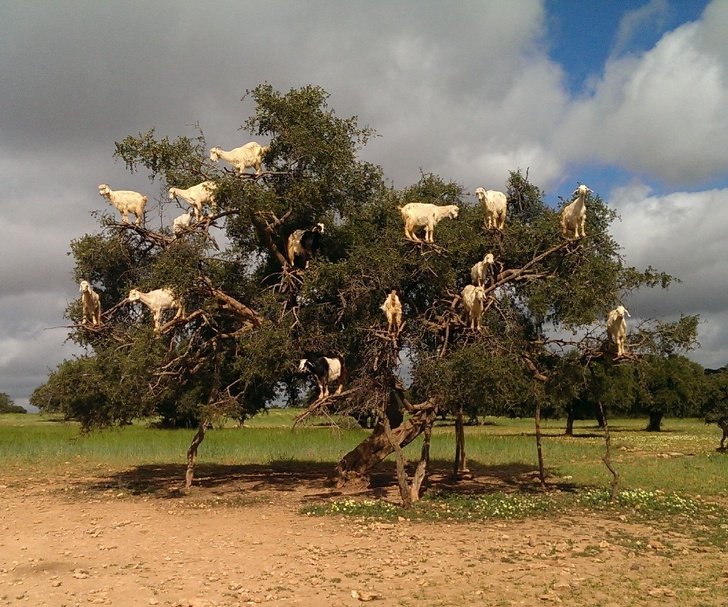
[1,467,725,606]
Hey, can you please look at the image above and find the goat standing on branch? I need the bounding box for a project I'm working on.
[98,184,147,226]
[298,356,346,400]
[461,284,487,331]
[128,288,184,333]
[561,184,590,240]
[399,203,459,243]
[79,280,101,326]
[172,211,195,236]
[287,223,324,269]
[470,252,495,287]
[607,305,630,357]
[475,187,507,231]
[168,181,217,221]
[380,289,403,334]
[210,141,270,175]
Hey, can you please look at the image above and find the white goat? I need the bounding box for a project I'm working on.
[168,181,217,221]
[561,184,591,240]
[607,305,630,357]
[98,184,147,226]
[399,203,459,243]
[475,187,507,231]
[380,289,403,334]
[462,284,488,331]
[79,280,101,326]
[470,252,495,287]
[128,288,183,332]
[209,142,270,175]
[172,212,194,236]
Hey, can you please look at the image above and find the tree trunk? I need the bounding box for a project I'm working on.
[594,403,605,429]
[185,355,220,490]
[453,407,468,479]
[336,406,437,485]
[534,398,546,489]
[646,411,663,432]
[598,400,620,501]
[410,419,433,503]
[383,414,412,508]
[565,408,575,436]
[185,421,208,490]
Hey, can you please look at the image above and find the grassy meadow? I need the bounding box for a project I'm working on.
[1,410,725,498]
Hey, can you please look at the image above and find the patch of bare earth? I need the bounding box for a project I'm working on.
[1,464,726,607]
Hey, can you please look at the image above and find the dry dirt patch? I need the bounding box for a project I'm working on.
[1,466,726,607]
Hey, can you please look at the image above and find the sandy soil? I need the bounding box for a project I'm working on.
[1,463,726,607]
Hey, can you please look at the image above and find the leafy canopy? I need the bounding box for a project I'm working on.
[32,84,697,432]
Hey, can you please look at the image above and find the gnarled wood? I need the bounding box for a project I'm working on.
[410,417,433,502]
[336,402,437,485]
[383,414,412,508]
[197,276,262,329]
[598,400,620,501]
[185,421,209,490]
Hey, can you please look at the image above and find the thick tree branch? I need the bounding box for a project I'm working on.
[197,276,263,328]
[253,208,293,269]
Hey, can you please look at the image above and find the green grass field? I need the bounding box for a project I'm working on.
[1,411,725,497]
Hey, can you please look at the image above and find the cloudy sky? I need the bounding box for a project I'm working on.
[2,0,727,409]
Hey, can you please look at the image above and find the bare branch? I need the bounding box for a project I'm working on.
[292,387,362,427]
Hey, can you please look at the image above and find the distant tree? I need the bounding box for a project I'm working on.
[551,324,703,435]
[549,354,637,435]
[0,392,26,414]
[702,366,728,449]
[633,355,704,432]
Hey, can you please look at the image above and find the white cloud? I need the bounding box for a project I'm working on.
[559,4,728,185]
[611,0,670,58]
[610,183,728,366]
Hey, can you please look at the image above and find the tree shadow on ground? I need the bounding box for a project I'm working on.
[523,426,682,439]
[83,461,336,499]
[80,458,578,505]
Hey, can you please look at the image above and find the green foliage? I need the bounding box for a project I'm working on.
[31,334,170,429]
[35,82,699,437]
[414,343,532,418]
[244,83,382,217]
[633,355,706,430]
[303,488,726,532]
[114,127,208,185]
[575,358,642,415]
[506,169,546,224]
[0,393,25,414]
[703,367,728,420]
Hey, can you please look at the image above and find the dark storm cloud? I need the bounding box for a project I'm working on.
[0,1,551,187]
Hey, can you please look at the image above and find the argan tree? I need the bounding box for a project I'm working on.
[32,84,697,498]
